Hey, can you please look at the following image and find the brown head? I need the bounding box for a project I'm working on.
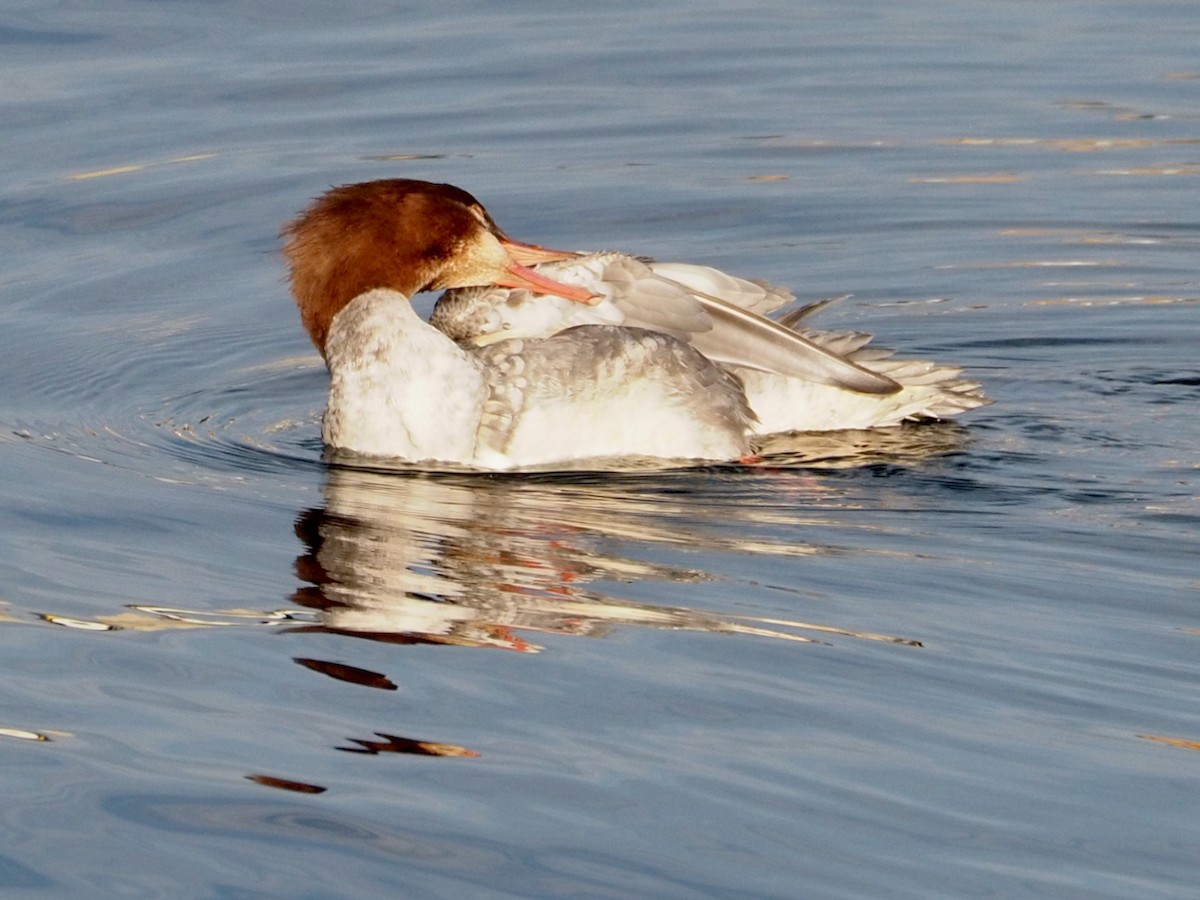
[282,178,586,356]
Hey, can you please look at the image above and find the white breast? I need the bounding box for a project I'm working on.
[322,289,488,463]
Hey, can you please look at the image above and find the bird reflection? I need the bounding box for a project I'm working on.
[37,426,967,648]
[290,467,798,650]
[286,427,965,650]
[30,427,965,779]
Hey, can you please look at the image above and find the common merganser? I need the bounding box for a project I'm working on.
[282,178,988,469]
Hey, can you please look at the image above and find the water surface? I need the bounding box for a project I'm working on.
[2,2,1198,897]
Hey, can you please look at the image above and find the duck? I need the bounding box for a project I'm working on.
[282,178,988,469]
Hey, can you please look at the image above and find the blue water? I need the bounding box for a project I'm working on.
[3,2,1198,897]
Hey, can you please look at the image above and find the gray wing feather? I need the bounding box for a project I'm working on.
[659,281,902,395]
[596,255,714,339]
[604,256,900,395]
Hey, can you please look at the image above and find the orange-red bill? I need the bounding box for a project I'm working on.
[495,262,597,304]
[499,237,581,266]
